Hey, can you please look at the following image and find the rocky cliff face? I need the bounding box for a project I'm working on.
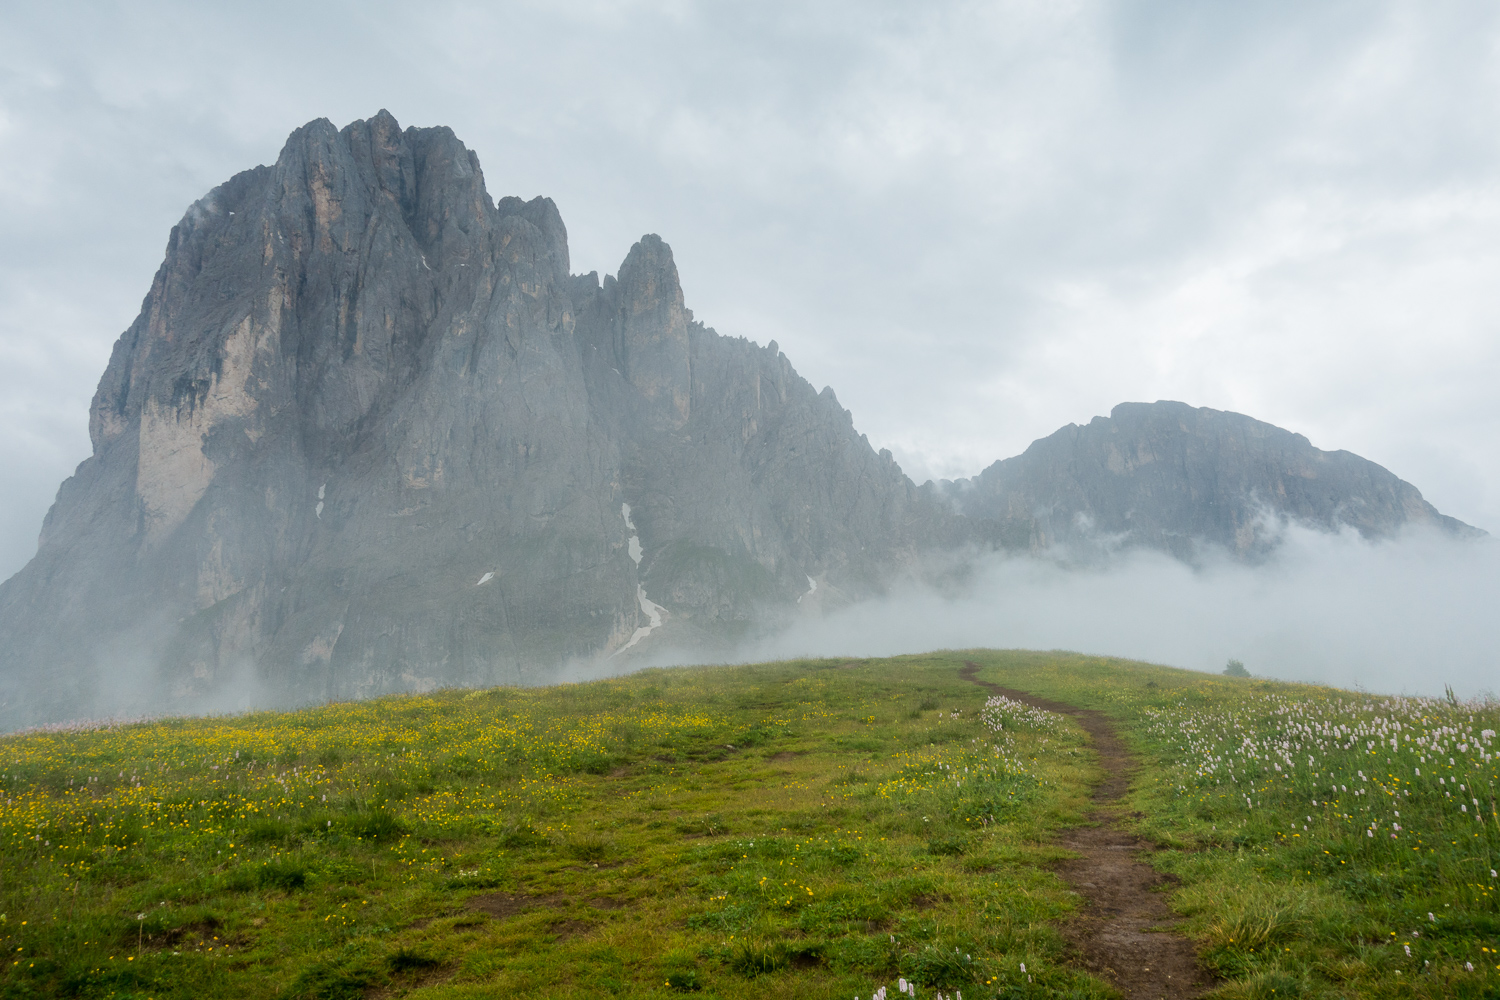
[939,401,1480,561]
[0,111,962,727]
[0,115,1481,728]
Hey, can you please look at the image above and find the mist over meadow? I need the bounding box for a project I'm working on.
[21,523,1494,732]
[724,524,1499,699]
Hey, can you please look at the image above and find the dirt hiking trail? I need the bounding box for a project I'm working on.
[960,662,1213,999]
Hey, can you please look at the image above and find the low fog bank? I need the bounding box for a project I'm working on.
[726,524,1500,699]
[2,643,314,736]
[8,523,1493,733]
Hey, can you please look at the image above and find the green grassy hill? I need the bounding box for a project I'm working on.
[1,651,1496,999]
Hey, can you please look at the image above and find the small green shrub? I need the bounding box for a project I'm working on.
[257,860,310,891]
[567,834,614,861]
[222,858,311,892]
[1219,969,1308,999]
[738,726,778,747]
[729,940,790,977]
[336,809,407,841]
[244,819,293,844]
[496,825,550,849]
[900,944,978,988]
[1207,901,1305,953]
[278,960,373,1000]
[664,967,702,991]
[926,835,966,856]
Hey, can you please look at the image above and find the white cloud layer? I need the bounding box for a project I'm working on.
[736,526,1500,700]
[2,2,1498,604]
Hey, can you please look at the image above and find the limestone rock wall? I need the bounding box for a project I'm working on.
[0,112,964,727]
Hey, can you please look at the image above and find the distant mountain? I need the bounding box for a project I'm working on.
[0,113,1480,727]
[937,401,1481,561]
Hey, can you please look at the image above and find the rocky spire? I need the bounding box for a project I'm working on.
[614,234,691,427]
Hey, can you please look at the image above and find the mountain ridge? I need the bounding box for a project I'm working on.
[0,111,1480,728]
[934,399,1481,561]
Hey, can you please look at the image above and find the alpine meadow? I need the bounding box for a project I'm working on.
[2,652,1496,999]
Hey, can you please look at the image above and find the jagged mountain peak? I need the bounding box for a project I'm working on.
[2,114,963,728]
[0,114,1481,729]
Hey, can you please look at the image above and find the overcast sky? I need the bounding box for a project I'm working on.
[3,1,1499,584]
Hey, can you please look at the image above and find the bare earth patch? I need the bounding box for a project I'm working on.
[546,917,595,940]
[962,662,1214,999]
[587,896,629,910]
[465,892,566,919]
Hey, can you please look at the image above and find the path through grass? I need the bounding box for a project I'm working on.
[3,651,1496,999]
[962,650,1500,1000]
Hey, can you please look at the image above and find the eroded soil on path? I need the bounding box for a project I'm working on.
[961,662,1213,999]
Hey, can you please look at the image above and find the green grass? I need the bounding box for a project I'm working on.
[962,650,1500,999]
[1,650,1495,999]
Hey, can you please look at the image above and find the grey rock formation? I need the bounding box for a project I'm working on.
[938,400,1481,561]
[0,111,963,728]
[0,114,1481,728]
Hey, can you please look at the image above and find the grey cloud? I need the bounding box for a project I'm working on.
[2,0,1498,587]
